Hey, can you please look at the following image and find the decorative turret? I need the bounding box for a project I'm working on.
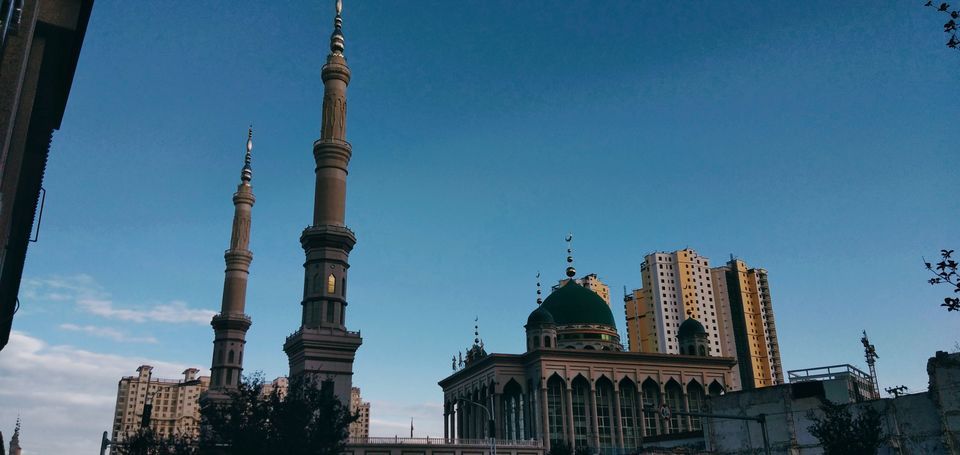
[284,0,363,405]
[464,320,488,365]
[677,314,710,356]
[525,272,557,351]
[209,127,256,390]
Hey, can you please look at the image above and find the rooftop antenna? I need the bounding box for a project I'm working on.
[565,233,576,278]
[885,385,908,398]
[536,272,542,305]
[861,330,880,399]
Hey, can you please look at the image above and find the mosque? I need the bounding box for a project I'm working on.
[196,2,739,454]
[439,252,737,453]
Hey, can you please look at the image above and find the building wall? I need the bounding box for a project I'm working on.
[705,351,960,454]
[714,259,782,389]
[350,387,371,439]
[625,252,782,392]
[624,289,659,354]
[710,268,741,391]
[439,351,736,452]
[111,366,209,442]
[345,438,543,455]
[627,250,722,356]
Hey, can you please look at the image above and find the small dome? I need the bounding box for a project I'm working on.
[526,306,555,327]
[540,281,616,327]
[677,317,706,338]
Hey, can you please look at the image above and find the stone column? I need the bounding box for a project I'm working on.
[444,404,449,439]
[492,392,501,439]
[540,386,550,450]
[517,393,527,440]
[612,387,624,448]
[682,391,690,432]
[636,387,648,439]
[565,386,575,445]
[589,386,600,450]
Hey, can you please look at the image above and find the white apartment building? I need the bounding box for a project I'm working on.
[111,365,209,441]
[636,249,724,355]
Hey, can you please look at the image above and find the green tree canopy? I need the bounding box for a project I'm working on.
[200,373,357,455]
[808,399,883,455]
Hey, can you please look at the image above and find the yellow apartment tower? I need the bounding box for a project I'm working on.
[712,258,784,389]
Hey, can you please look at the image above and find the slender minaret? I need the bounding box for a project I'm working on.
[283,0,362,404]
[9,416,21,455]
[209,128,256,390]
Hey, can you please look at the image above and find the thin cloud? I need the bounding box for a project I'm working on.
[0,329,209,453]
[23,275,215,325]
[0,331,207,454]
[58,323,159,344]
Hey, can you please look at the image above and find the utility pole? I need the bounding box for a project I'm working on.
[459,398,496,455]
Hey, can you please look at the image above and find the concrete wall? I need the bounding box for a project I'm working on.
[704,351,960,454]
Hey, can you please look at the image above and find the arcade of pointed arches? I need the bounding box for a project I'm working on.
[443,373,725,451]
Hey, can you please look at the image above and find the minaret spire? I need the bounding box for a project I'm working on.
[331,0,345,55]
[208,128,256,391]
[10,416,21,455]
[284,0,362,404]
[241,126,252,183]
[565,233,576,278]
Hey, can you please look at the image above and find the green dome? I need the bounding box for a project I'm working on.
[540,281,616,327]
[526,305,555,327]
[677,318,706,338]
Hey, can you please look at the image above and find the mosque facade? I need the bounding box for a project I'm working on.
[439,260,737,453]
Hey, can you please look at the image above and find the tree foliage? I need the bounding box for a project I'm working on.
[546,440,574,455]
[109,427,197,455]
[807,399,884,455]
[200,373,357,455]
[925,249,959,312]
[925,1,960,48]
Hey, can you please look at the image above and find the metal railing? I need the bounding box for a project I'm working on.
[347,437,541,447]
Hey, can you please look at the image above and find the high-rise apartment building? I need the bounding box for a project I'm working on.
[553,273,611,306]
[712,258,783,389]
[349,387,370,439]
[625,249,724,356]
[624,250,783,391]
[111,366,209,441]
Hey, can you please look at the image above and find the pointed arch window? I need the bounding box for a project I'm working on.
[547,376,566,445]
[572,377,590,448]
[327,274,336,294]
[619,380,639,449]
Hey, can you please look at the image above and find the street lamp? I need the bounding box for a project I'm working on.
[458,398,496,455]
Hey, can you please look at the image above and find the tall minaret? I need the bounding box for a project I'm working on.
[209,128,255,390]
[9,416,21,455]
[283,0,362,404]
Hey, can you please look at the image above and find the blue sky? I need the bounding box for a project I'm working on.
[1,1,958,453]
